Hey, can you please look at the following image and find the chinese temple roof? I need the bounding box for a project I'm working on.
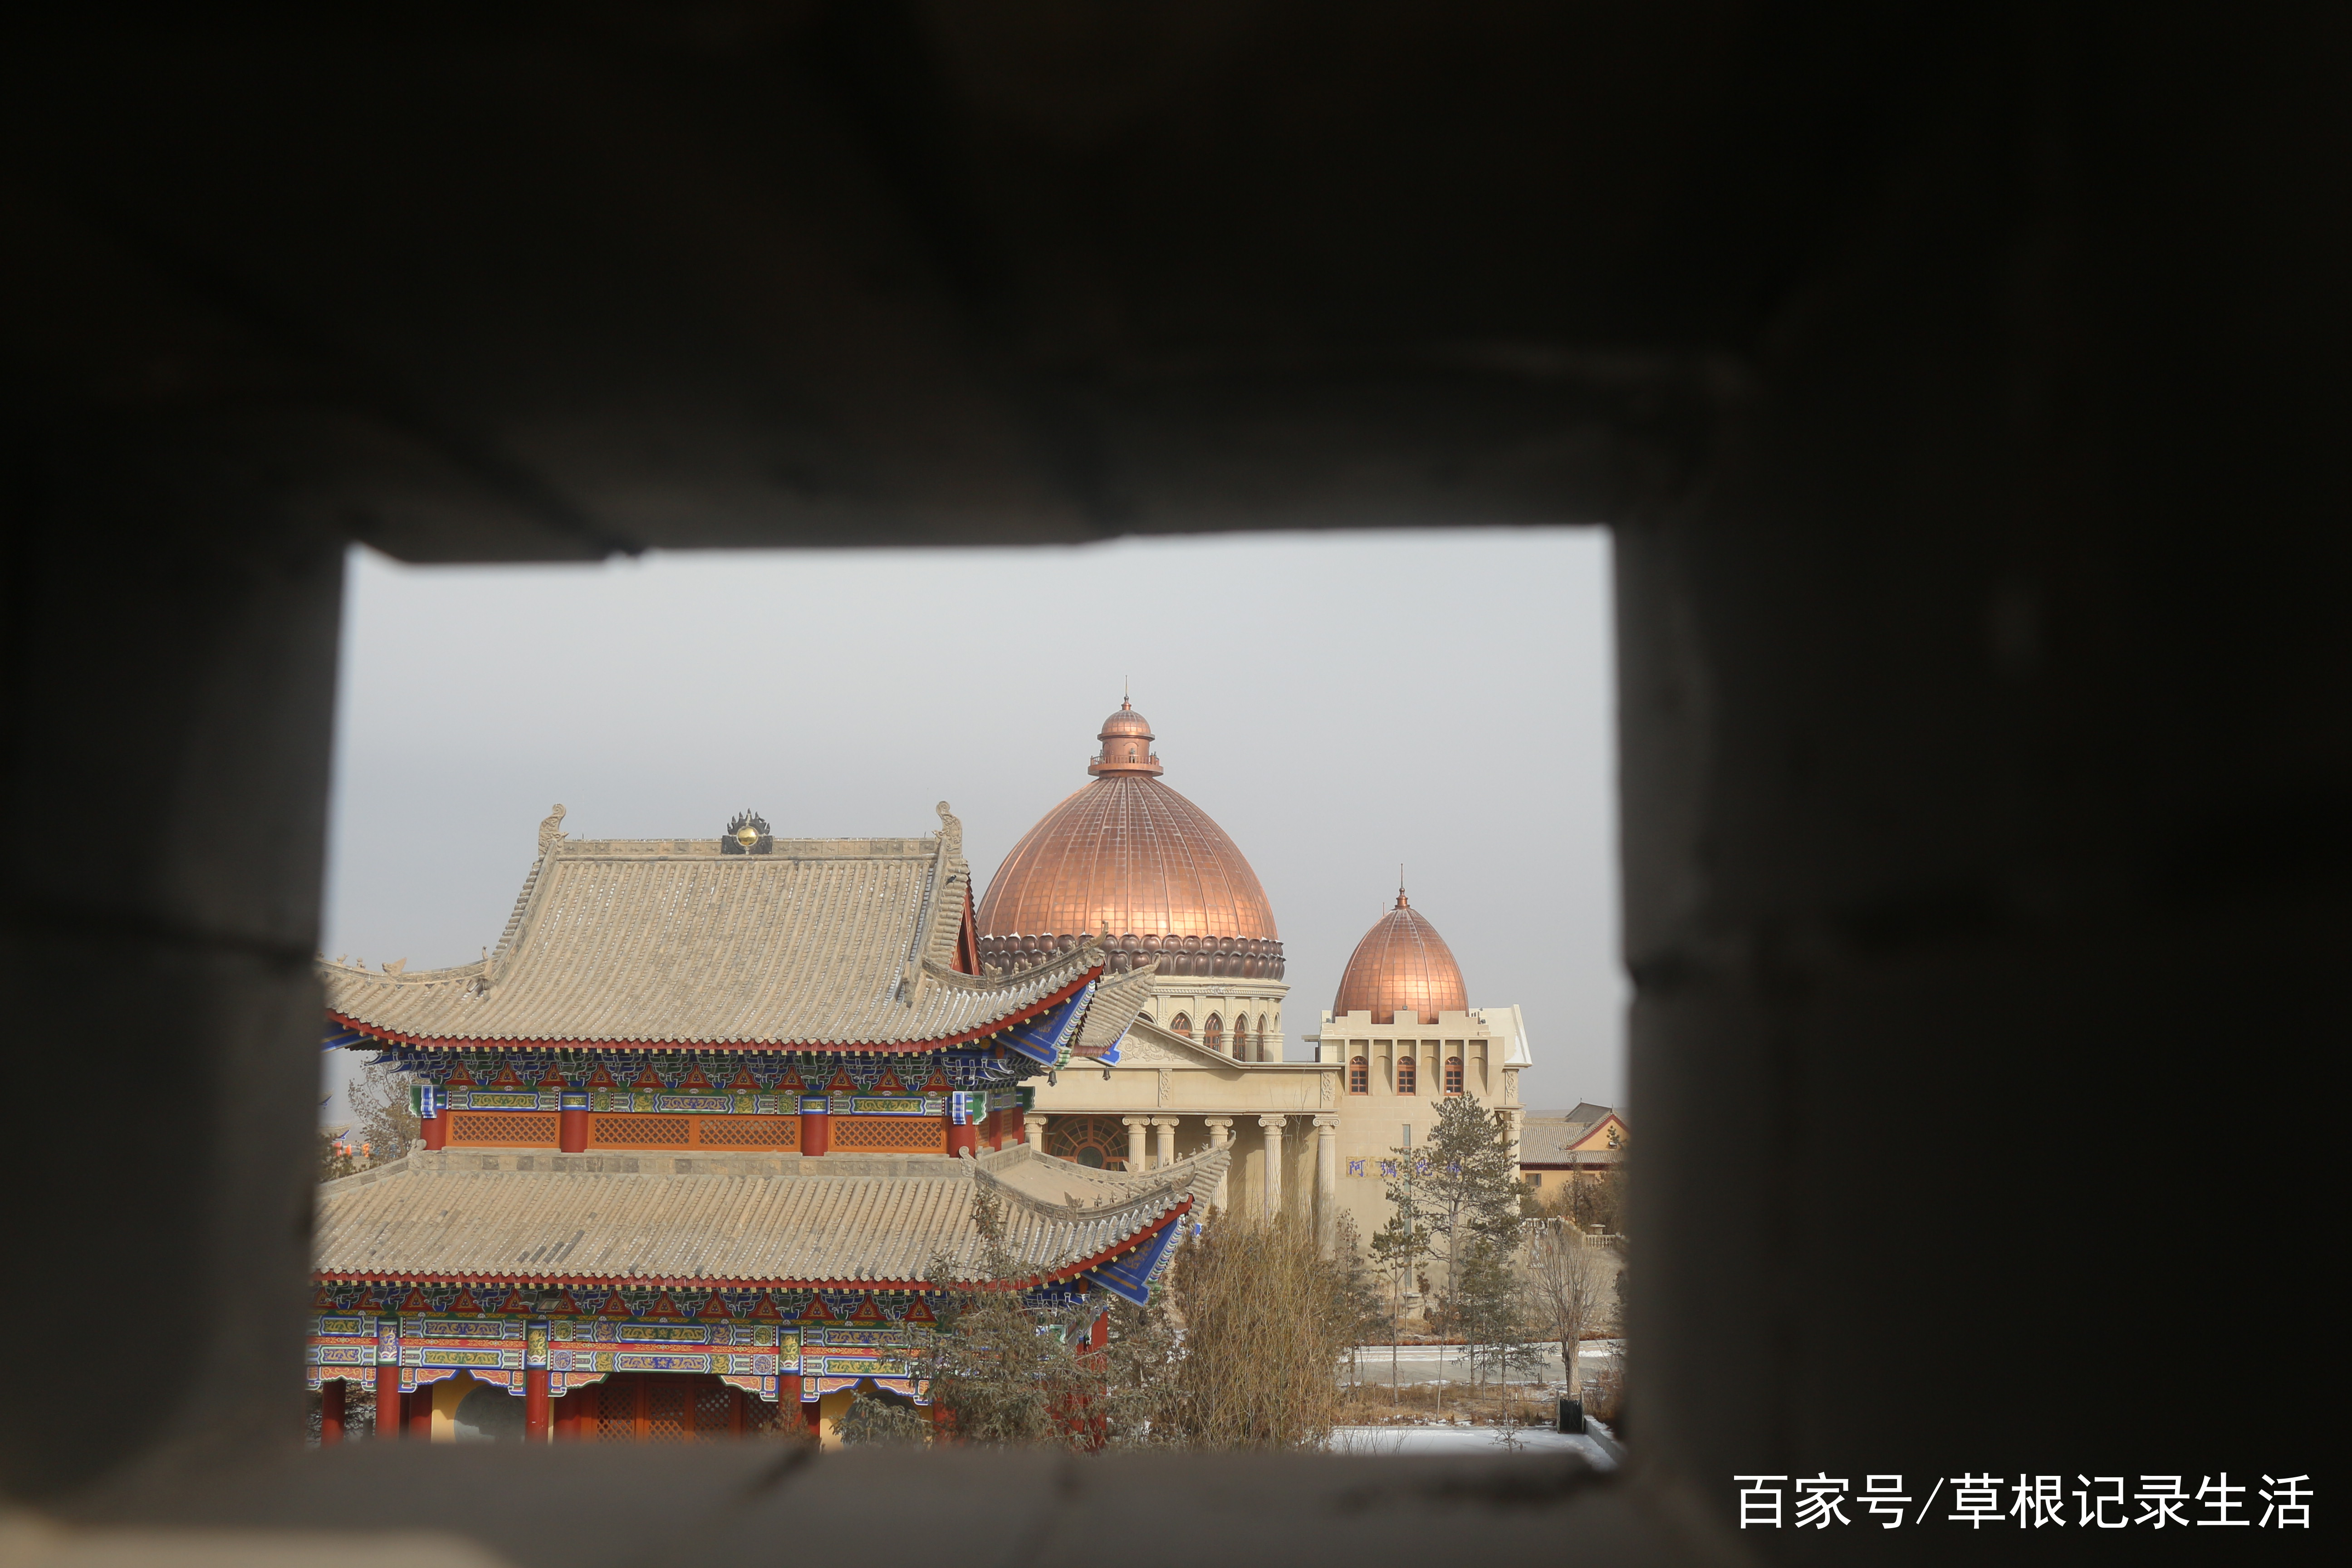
[314,1142,1225,1291]
[321,804,1147,1051]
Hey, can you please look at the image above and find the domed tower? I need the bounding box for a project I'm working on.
[1332,887,1468,1025]
[977,701,1288,1059]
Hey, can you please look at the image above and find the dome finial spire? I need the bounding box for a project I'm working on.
[1398,865,1408,908]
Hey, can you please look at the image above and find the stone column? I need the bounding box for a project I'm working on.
[1024,1112,1047,1149]
[1152,1116,1178,1169]
[1313,1115,1339,1249]
[1258,1115,1286,1218]
[1123,1115,1150,1171]
[1202,1117,1233,1211]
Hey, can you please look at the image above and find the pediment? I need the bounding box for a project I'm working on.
[1114,1019,1236,1066]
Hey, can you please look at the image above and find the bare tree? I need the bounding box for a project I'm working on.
[1524,1218,1610,1403]
[346,1058,421,1163]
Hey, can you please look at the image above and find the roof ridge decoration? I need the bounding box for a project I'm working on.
[317,806,1120,1050]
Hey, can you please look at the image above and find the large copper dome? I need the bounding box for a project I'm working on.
[976,704,1284,980]
[1332,889,1467,1024]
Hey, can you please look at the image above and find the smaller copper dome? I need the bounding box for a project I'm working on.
[1332,888,1468,1025]
[1088,701,1163,777]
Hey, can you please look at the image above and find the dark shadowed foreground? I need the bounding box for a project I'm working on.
[1,4,2339,1565]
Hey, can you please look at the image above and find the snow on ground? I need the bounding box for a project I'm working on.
[1329,1424,1617,1469]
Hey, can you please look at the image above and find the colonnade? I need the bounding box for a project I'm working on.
[1020,1110,1340,1241]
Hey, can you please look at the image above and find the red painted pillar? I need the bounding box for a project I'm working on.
[799,1096,830,1157]
[407,1387,434,1441]
[559,1092,589,1153]
[374,1362,401,1440]
[320,1380,345,1446]
[524,1367,550,1442]
[946,1117,978,1159]
[421,1111,448,1151]
[1090,1310,1109,1352]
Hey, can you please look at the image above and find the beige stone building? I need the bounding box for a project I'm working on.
[988,703,1531,1246]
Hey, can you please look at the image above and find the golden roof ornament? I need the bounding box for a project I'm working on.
[722,809,772,854]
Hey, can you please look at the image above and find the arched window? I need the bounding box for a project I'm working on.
[1204,1013,1224,1052]
[1170,1012,1192,1038]
[1444,1056,1464,1094]
[1257,1014,1269,1059]
[1396,1055,1417,1095]
[1046,1115,1128,1170]
[1348,1057,1369,1094]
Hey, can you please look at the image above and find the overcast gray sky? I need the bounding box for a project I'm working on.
[320,529,1622,1122]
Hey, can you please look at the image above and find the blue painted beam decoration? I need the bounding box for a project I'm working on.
[999,982,1094,1068]
[321,1025,371,1052]
[1083,1213,1184,1306]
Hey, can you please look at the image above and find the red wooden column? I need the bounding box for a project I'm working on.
[558,1092,589,1153]
[799,1095,830,1157]
[319,1380,345,1446]
[1089,1310,1109,1352]
[524,1367,550,1441]
[374,1320,402,1441]
[407,1387,434,1441]
[523,1318,551,1441]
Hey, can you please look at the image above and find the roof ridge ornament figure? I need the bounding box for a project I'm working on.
[722,809,772,854]
[537,803,567,858]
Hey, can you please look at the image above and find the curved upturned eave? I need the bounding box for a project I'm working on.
[324,962,1101,1053]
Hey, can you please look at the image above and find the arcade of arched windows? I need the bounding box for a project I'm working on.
[1204,1014,1224,1052]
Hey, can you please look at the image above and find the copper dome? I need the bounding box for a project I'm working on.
[975,704,1284,980]
[1332,889,1467,1024]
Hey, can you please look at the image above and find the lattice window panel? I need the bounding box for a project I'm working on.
[449,1112,559,1146]
[695,1383,735,1438]
[832,1116,947,1152]
[593,1385,632,1443]
[591,1115,691,1147]
[644,1382,690,1444]
[693,1116,796,1148]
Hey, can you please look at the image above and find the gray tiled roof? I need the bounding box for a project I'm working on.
[314,1143,1225,1288]
[1518,1105,1623,1165]
[322,813,1133,1049]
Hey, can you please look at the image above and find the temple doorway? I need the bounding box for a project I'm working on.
[561,1374,793,1442]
